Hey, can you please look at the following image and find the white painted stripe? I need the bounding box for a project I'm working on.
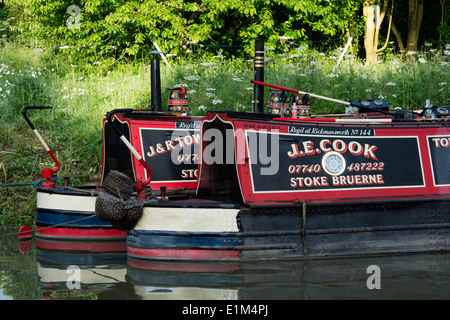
[135,207,240,232]
[134,286,238,300]
[37,191,96,212]
[33,129,50,151]
[37,264,126,284]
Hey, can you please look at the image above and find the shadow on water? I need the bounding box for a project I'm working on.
[1,228,449,300]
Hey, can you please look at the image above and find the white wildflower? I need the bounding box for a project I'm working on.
[365,88,372,93]
[198,105,206,111]
[361,74,368,79]
[206,88,216,91]
[386,82,396,86]
[296,46,307,52]
[200,62,216,67]
[187,89,196,95]
[59,45,70,50]
[406,51,417,55]
[418,58,427,64]
[439,82,447,86]
[212,99,223,104]
[424,42,432,47]
[326,73,339,78]
[184,75,200,81]
[205,92,215,98]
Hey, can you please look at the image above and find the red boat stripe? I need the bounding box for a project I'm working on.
[127,247,240,260]
[36,239,127,252]
[36,226,126,239]
[127,258,240,273]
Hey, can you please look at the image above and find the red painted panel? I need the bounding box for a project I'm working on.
[36,239,127,252]
[127,247,240,260]
[35,226,126,239]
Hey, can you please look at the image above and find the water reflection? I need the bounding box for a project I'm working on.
[123,253,450,300]
[1,230,449,300]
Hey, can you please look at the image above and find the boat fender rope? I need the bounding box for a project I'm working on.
[95,170,157,231]
[301,201,307,254]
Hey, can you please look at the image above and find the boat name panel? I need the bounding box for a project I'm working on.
[428,135,450,186]
[140,124,200,183]
[246,131,424,193]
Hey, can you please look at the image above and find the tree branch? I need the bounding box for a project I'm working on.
[391,21,405,53]
[377,0,394,52]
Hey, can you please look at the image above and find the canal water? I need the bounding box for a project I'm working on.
[1,228,449,301]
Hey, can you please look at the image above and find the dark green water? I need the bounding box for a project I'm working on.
[1,229,449,300]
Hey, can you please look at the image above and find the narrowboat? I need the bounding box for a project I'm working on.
[124,100,450,261]
[28,106,201,241]
[30,89,450,260]
[26,58,200,242]
[25,44,449,261]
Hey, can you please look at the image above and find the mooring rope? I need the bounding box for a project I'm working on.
[0,214,97,238]
[0,176,58,189]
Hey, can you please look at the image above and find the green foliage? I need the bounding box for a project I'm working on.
[4,0,367,65]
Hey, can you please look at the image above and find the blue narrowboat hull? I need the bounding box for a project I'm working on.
[126,195,450,261]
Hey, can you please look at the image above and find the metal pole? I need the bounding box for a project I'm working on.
[332,36,353,74]
[253,39,265,113]
[152,40,173,71]
[151,58,162,111]
[251,80,350,106]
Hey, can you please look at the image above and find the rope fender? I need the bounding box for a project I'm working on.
[95,170,155,231]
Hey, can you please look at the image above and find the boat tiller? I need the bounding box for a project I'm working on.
[22,106,60,189]
[106,109,153,199]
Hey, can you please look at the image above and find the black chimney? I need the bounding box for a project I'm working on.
[151,57,162,111]
[253,39,264,113]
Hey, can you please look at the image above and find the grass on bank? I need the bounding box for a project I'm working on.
[0,40,449,228]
